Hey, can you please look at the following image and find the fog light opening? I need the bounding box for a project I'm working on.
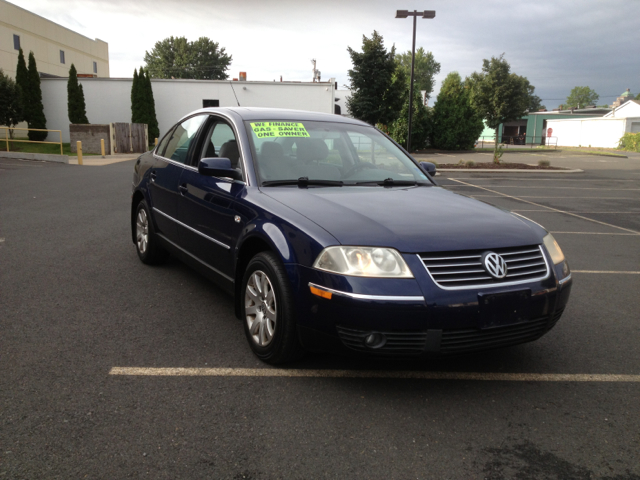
[364,332,386,349]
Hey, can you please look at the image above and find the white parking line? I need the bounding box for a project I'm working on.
[447,178,638,182]
[445,185,640,191]
[514,210,640,214]
[471,195,637,200]
[573,270,640,274]
[109,367,640,382]
[550,232,639,235]
[449,178,640,235]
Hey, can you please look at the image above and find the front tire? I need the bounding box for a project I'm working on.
[241,252,304,364]
[134,200,168,265]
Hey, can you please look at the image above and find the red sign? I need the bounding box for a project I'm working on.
[547,128,553,137]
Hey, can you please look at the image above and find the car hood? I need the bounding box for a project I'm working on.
[261,186,545,253]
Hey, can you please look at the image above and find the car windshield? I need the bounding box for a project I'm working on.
[244,120,431,186]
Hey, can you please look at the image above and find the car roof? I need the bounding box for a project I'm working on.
[186,107,372,127]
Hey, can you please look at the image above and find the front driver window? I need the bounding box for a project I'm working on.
[199,121,242,171]
[162,115,207,164]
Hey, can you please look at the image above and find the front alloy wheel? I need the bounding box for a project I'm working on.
[240,252,304,364]
[245,270,277,346]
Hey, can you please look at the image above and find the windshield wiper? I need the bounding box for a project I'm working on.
[261,177,344,187]
[352,178,428,187]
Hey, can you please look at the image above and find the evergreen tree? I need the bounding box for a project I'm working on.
[131,68,142,123]
[0,69,24,137]
[15,49,29,124]
[431,72,484,150]
[388,88,432,151]
[143,69,159,143]
[346,31,401,127]
[26,52,47,141]
[67,64,89,124]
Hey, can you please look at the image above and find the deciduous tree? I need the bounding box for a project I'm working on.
[67,64,89,124]
[467,54,534,162]
[388,88,431,151]
[395,47,441,104]
[346,31,401,127]
[431,72,484,150]
[144,36,232,80]
[0,69,24,138]
[565,86,599,109]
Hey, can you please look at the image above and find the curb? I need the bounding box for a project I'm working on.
[437,168,584,174]
[0,151,69,164]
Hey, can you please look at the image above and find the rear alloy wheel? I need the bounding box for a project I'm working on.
[134,200,168,265]
[241,252,304,364]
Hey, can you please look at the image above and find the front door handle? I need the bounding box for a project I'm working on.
[178,184,188,195]
[150,170,157,182]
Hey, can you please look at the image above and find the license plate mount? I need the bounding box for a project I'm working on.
[478,290,532,329]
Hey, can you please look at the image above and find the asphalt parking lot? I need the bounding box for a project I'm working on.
[1,152,639,479]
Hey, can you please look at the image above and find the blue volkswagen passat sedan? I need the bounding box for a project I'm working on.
[131,108,572,364]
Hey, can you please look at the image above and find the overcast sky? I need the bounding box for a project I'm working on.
[13,0,640,109]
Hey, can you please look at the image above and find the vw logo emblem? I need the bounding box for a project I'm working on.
[483,252,508,279]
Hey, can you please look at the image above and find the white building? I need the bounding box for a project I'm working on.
[546,100,640,149]
[0,0,109,79]
[40,77,337,143]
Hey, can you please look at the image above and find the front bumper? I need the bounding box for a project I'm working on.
[290,254,572,357]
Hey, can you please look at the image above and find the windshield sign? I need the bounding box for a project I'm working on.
[250,121,310,138]
[245,120,431,186]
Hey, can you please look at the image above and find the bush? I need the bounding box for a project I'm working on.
[618,132,640,152]
[465,160,475,167]
[538,159,550,167]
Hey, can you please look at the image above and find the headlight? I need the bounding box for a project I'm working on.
[313,246,413,278]
[543,233,565,265]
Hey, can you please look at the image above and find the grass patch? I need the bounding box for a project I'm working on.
[472,147,554,153]
[536,145,627,157]
[2,138,98,156]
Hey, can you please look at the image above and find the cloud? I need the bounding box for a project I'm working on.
[13,0,640,108]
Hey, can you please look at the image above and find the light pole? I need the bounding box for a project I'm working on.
[396,10,435,153]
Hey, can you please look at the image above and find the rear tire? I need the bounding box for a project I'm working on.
[134,200,168,265]
[241,252,304,364]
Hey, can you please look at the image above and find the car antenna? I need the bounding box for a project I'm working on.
[229,81,241,106]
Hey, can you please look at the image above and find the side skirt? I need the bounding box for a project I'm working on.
[156,233,235,296]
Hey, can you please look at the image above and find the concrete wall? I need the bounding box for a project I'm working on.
[546,117,640,148]
[0,0,109,79]
[40,78,336,143]
[69,124,110,154]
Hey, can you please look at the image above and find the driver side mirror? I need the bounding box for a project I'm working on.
[198,157,243,180]
[419,161,437,176]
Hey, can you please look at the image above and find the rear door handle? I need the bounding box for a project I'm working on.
[150,170,157,182]
[179,184,188,195]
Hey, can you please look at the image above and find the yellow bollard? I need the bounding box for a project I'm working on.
[101,138,105,158]
[154,137,158,146]
[77,141,83,165]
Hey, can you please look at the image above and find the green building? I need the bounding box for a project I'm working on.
[478,107,611,145]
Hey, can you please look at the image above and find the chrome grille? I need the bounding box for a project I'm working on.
[420,245,549,290]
